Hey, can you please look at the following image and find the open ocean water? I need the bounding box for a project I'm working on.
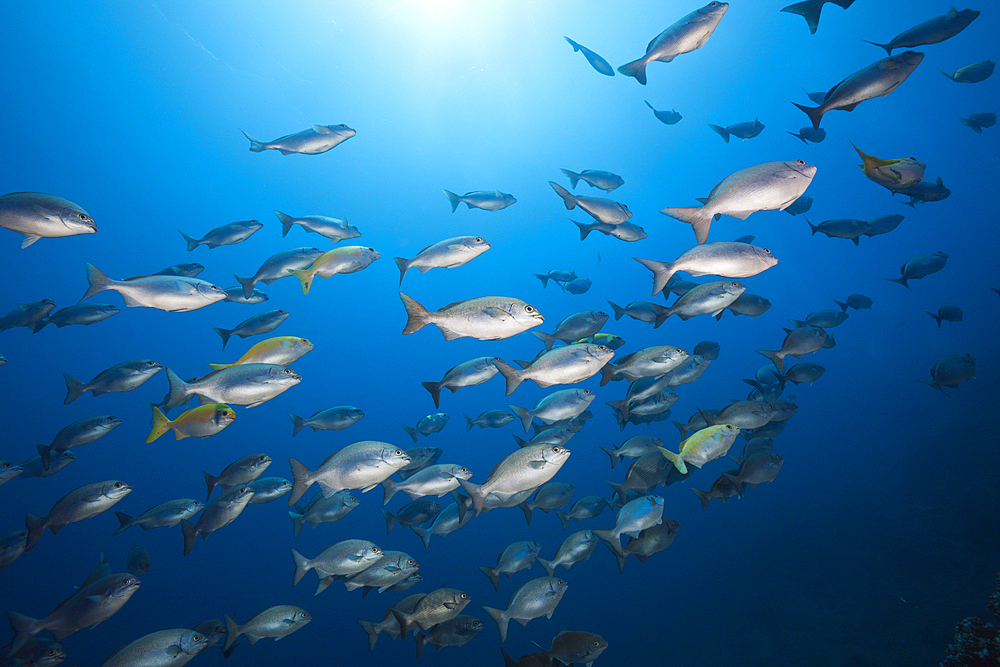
[1,1,998,666]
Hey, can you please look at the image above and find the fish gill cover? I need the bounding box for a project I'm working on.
[0,1,997,666]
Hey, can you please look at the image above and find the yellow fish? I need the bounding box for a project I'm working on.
[208,336,313,371]
[147,404,236,443]
[851,142,925,192]
[287,246,380,294]
[658,424,740,474]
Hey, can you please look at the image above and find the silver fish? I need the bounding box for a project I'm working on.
[657,280,745,324]
[25,480,133,550]
[573,218,647,242]
[62,359,161,404]
[532,310,609,352]
[381,463,472,505]
[273,210,361,242]
[0,192,97,248]
[288,441,411,505]
[483,576,568,642]
[213,309,289,350]
[495,344,614,395]
[18,451,75,480]
[563,37,614,76]
[246,477,292,504]
[708,118,764,143]
[863,7,980,55]
[393,588,471,639]
[884,251,948,288]
[222,606,311,654]
[537,529,600,576]
[549,182,632,225]
[807,217,872,244]
[594,495,665,558]
[357,594,424,652]
[289,492,359,537]
[559,168,623,192]
[410,498,474,548]
[112,498,205,535]
[234,247,325,298]
[443,190,516,212]
[600,346,688,385]
[606,300,666,324]
[32,303,119,332]
[402,413,450,443]
[79,264,225,312]
[179,219,262,251]
[289,406,365,436]
[153,262,203,278]
[465,409,514,431]
[180,485,254,556]
[717,292,772,320]
[644,100,682,124]
[634,242,778,295]
[0,299,56,332]
[242,123,355,154]
[520,483,575,525]
[661,160,816,244]
[38,414,121,470]
[554,495,610,530]
[340,550,419,595]
[458,443,571,515]
[508,388,595,433]
[400,293,543,341]
[98,628,209,667]
[422,357,500,409]
[0,529,28,570]
[479,540,542,591]
[287,245,379,295]
[161,364,301,410]
[784,195,813,215]
[757,326,827,372]
[394,236,490,285]
[618,1,729,85]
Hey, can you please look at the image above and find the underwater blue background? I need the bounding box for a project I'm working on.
[1,1,998,665]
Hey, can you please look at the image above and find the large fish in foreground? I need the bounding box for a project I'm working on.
[288,441,411,505]
[660,161,816,244]
[494,344,614,395]
[618,2,729,85]
[458,443,571,516]
[160,364,301,410]
[400,293,544,341]
[98,628,209,667]
[79,264,227,312]
[25,480,133,550]
[793,51,923,130]
[241,124,355,154]
[634,242,778,295]
[0,192,97,248]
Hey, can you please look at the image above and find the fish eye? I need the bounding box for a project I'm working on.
[593,641,601,647]
[598,345,607,350]
[461,593,469,599]
[114,482,123,488]
[283,368,293,374]
[2,462,11,469]
[395,450,404,456]
[796,160,805,165]
[475,237,484,242]
[524,305,535,313]
[368,247,375,251]
[552,446,563,453]
[123,578,133,584]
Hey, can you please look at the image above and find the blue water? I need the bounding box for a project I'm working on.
[2,2,998,665]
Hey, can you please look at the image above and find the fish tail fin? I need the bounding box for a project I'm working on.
[572,219,592,240]
[548,181,577,210]
[660,205,714,245]
[380,479,397,506]
[289,511,306,538]
[36,444,53,471]
[692,487,712,511]
[457,478,487,516]
[781,0,824,34]
[940,70,958,81]
[291,548,313,586]
[146,404,171,443]
[607,300,626,321]
[479,565,501,591]
[286,268,314,295]
[233,273,256,300]
[358,619,381,653]
[241,129,266,151]
[380,507,396,535]
[181,519,197,556]
[606,399,629,427]
[6,611,41,657]
[79,263,113,304]
[312,575,335,597]
[555,509,569,530]
[402,425,418,443]
[723,471,746,498]
[415,631,429,659]
[537,557,556,577]
[179,230,200,251]
[519,502,533,525]
[222,614,240,653]
[617,57,648,85]
[508,404,533,433]
[787,130,808,145]
[534,273,550,288]
[463,413,475,432]
[599,446,619,468]
[483,606,510,642]
[959,118,983,133]
[916,379,950,396]
[512,435,528,448]
[391,609,414,641]
[288,458,313,506]
[883,276,910,289]
[652,304,670,329]
[289,413,307,437]
[926,311,944,328]
[805,217,819,235]
[756,349,785,372]
[606,479,627,503]
[410,524,432,549]
[112,511,133,536]
[159,367,190,413]
[833,299,848,312]
[393,256,410,286]
[632,257,677,296]
[494,359,524,396]
[598,362,616,387]
[62,373,85,404]
[560,168,581,188]
[592,529,624,558]
[24,515,43,551]
[399,292,430,335]
[657,446,688,475]
[202,471,218,502]
[708,124,731,143]
[791,101,824,131]
[272,210,295,238]
[421,381,443,409]
[672,421,689,439]
[212,327,233,350]
[442,189,462,213]
[530,329,557,352]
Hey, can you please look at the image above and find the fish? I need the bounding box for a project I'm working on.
[513,425,580,449]
[32,303,119,332]
[788,310,849,328]
[559,277,592,294]
[288,441,411,505]
[394,236,491,285]
[289,406,365,436]
[397,447,444,479]
[549,182,632,225]
[0,299,56,332]
[520,483,575,525]
[442,190,516,212]
[960,111,997,133]
[563,37,614,76]
[381,463,471,505]
[897,177,951,207]
[783,195,813,215]
[340,550,420,595]
[559,168,624,192]
[634,242,779,295]
[593,494,665,557]
[287,245,380,294]
[724,452,785,497]
[98,628,209,667]
[208,336,313,370]
[926,305,963,327]
[479,541,543,591]
[656,280,745,324]
[701,401,781,430]
[941,60,995,83]
[402,413,450,442]
[576,333,626,349]
[457,443,572,516]
[757,325,827,372]
[644,100,682,124]
[246,477,292,504]
[537,530,600,576]
[716,292,772,320]
[806,217,872,244]
[415,614,484,658]
[393,588,472,640]
[708,118,764,143]
[37,414,121,470]
[113,498,205,535]
[126,543,151,576]
[289,492,360,537]
[544,630,609,666]
[600,345,688,385]
[660,160,816,244]
[422,357,501,408]
[242,123,356,154]
[787,126,827,144]
[863,7,980,55]
[659,424,741,474]
[146,404,235,443]
[775,362,826,386]
[152,262,204,278]
[0,192,97,248]
[409,497,474,548]
[606,300,667,324]
[0,529,28,571]
[834,294,873,311]
[483,576,568,642]
[863,214,905,237]
[400,293,544,341]
[495,344,613,395]
[554,496,610,531]
[213,309,290,350]
[25,480,133,550]
[692,473,742,510]
[79,264,226,312]
[618,1,729,85]
[273,210,361,242]
[918,353,976,394]
[234,247,325,298]
[884,251,948,288]
[781,0,856,34]
[18,451,75,480]
[612,518,682,572]
[291,539,384,589]
[179,219,262,251]
[203,453,272,500]
[572,218,647,242]
[160,364,301,410]
[465,410,514,430]
[357,593,424,652]
[793,51,924,129]
[62,359,162,404]
[535,269,577,287]
[599,436,664,468]
[222,606,311,655]
[508,388,596,433]
[852,143,925,192]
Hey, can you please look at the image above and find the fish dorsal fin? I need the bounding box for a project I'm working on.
[706,176,729,201]
[311,124,332,134]
[946,7,958,20]
[936,177,944,186]
[440,300,468,311]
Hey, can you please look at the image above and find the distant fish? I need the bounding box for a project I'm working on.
[63,359,162,404]
[222,285,268,304]
[833,294,873,311]
[897,177,951,207]
[863,214,905,237]
[421,357,500,408]
[241,123,355,155]
[757,326,827,372]
[884,251,948,288]
[863,7,980,55]
[941,60,995,83]
[0,299,56,333]
[780,0,855,34]
[852,142,925,192]
[400,293,544,341]
[32,303,119,333]
[213,309,289,350]
[806,217,871,244]
[559,277,592,294]
[273,210,361,242]
[560,168,624,192]
[179,219,262,251]
[222,606,311,655]
[402,413,450,443]
[152,262,204,278]
[482,577,568,642]
[926,305,963,328]
[25,480,133,551]
[442,189,516,213]
[535,269,577,288]
[287,246,380,295]
[708,118,764,143]
[0,192,97,248]
[549,182,632,225]
[634,242,779,295]
[644,101,682,125]
[787,126,826,144]
[99,628,208,667]
[918,353,976,394]
[208,336,313,370]
[959,111,997,134]
[394,236,491,285]
[465,410,514,431]
[289,406,365,436]
[783,195,813,216]
[618,2,729,85]
[146,404,235,443]
[234,247,325,299]
[563,37,614,76]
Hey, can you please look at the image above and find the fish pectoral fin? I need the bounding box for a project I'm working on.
[443,601,458,609]
[725,210,756,221]
[384,565,401,573]
[482,307,512,320]
[528,460,549,469]
[166,646,183,657]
